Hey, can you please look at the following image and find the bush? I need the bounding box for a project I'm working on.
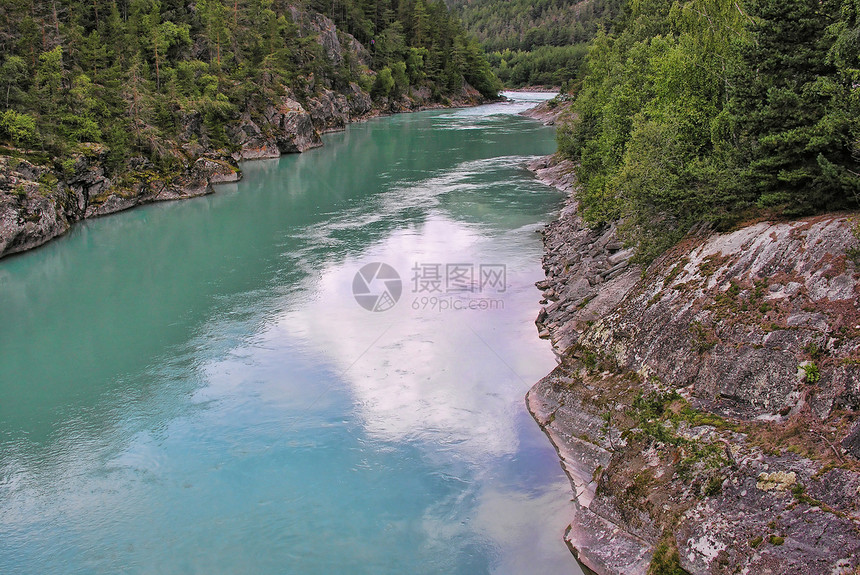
[371,67,395,100]
[0,109,40,148]
[801,363,821,384]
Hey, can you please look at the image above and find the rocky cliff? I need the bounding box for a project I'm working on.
[527,155,860,574]
[0,7,488,260]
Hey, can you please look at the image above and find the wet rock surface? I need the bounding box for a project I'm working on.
[527,153,860,574]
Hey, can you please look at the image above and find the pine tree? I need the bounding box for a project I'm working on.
[731,0,858,213]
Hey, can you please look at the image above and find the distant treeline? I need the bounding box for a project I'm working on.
[447,0,623,87]
[558,0,860,260]
[0,0,499,167]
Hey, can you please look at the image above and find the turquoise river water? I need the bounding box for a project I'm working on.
[0,92,583,574]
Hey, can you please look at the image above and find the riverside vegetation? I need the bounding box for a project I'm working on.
[524,0,860,573]
[556,0,860,262]
[0,0,500,257]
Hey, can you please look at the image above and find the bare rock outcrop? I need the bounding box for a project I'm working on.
[267,96,323,153]
[0,150,240,257]
[307,88,357,133]
[228,113,282,160]
[521,94,574,125]
[0,158,70,257]
[528,154,860,574]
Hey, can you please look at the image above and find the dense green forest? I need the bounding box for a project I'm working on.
[557,0,860,260]
[0,0,499,168]
[448,0,622,86]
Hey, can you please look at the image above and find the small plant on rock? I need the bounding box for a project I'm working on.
[768,534,785,546]
[801,362,821,383]
[648,533,689,575]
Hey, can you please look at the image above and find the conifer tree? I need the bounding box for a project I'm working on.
[731,0,858,212]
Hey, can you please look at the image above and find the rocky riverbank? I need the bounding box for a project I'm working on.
[0,6,489,260]
[520,94,573,126]
[527,154,860,574]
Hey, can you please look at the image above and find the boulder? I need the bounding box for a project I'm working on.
[228,114,281,161]
[265,97,322,153]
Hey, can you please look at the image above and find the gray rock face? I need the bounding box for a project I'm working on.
[0,150,241,257]
[700,346,800,415]
[0,159,70,257]
[305,83,375,133]
[570,213,860,421]
[527,154,860,574]
[228,114,282,160]
[347,82,373,117]
[288,7,343,64]
[227,94,328,161]
[346,36,372,68]
[844,423,860,459]
[677,467,860,575]
[266,96,323,153]
[307,89,351,133]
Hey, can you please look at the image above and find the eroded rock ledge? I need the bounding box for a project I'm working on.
[528,154,860,574]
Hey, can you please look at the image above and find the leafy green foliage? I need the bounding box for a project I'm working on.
[486,44,588,87]
[371,67,396,99]
[729,0,860,214]
[0,110,39,148]
[448,0,622,52]
[802,363,821,383]
[0,0,499,164]
[557,0,860,261]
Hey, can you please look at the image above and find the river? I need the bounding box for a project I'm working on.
[0,92,581,574]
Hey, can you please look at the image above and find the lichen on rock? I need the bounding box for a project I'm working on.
[756,471,797,492]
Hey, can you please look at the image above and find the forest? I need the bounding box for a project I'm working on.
[448,0,622,86]
[0,0,499,170]
[557,0,860,260]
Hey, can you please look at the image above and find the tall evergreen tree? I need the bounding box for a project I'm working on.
[730,0,859,212]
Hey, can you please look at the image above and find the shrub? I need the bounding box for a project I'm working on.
[371,67,395,100]
[0,109,40,148]
[802,363,821,384]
